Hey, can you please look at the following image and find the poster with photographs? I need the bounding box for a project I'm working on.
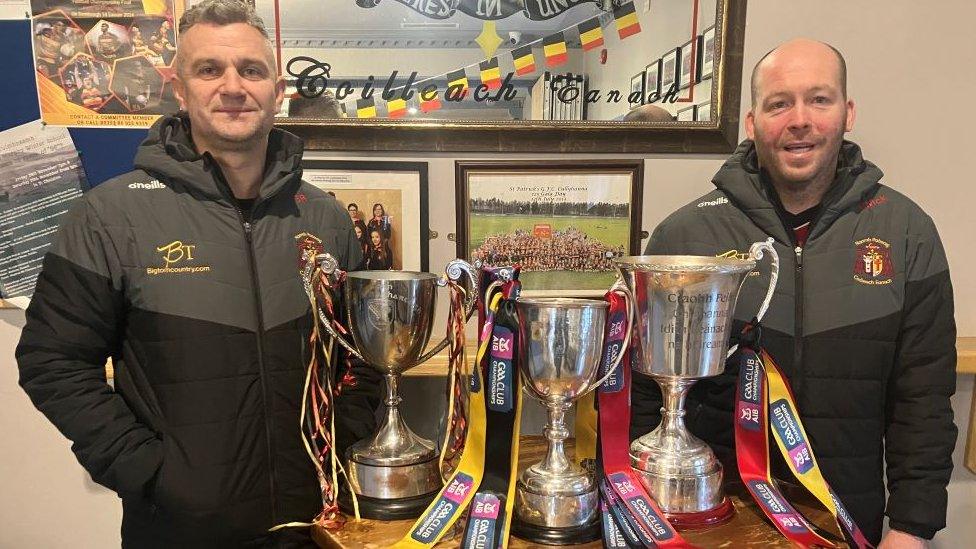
[30,0,179,127]
[456,161,643,297]
[303,161,429,272]
[0,119,86,302]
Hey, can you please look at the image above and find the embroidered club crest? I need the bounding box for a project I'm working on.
[853,237,893,285]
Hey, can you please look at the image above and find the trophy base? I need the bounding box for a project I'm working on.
[665,496,735,529]
[511,515,601,546]
[338,484,440,520]
[346,453,442,500]
[630,428,727,516]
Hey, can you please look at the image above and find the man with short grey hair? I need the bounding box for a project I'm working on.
[633,39,956,548]
[17,1,379,546]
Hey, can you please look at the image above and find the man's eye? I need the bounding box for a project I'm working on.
[812,96,830,104]
[198,66,217,76]
[769,101,788,110]
[243,67,264,78]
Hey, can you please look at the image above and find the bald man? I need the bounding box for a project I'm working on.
[634,39,955,548]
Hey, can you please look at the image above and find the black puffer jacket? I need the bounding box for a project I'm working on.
[632,140,956,543]
[17,115,380,547]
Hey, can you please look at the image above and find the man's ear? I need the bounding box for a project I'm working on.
[274,75,286,112]
[172,74,187,111]
[844,99,856,132]
[745,109,756,140]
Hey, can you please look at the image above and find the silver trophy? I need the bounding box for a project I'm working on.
[311,255,478,519]
[615,240,778,526]
[513,296,631,544]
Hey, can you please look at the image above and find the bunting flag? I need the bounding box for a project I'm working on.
[387,97,407,119]
[446,69,470,96]
[614,2,642,40]
[543,32,568,67]
[419,88,442,113]
[577,17,604,51]
[479,58,502,90]
[355,97,376,118]
[511,44,536,76]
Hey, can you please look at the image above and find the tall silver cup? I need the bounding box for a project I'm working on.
[615,240,778,524]
[513,297,630,541]
[310,256,477,517]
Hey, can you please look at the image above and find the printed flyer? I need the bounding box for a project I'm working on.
[31,0,179,127]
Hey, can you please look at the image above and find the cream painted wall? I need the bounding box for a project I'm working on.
[2,1,974,547]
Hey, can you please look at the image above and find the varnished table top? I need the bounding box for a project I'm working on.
[313,436,845,548]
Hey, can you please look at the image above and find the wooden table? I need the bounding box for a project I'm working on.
[313,437,845,548]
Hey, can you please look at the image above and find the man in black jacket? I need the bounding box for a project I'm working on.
[16,1,379,547]
[633,39,956,548]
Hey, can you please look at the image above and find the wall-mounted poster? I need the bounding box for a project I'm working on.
[456,161,643,297]
[0,119,86,301]
[30,0,179,127]
[303,160,429,272]
[676,104,697,121]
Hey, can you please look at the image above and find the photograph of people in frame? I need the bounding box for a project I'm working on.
[303,161,429,272]
[458,162,642,296]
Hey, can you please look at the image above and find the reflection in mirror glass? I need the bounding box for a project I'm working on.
[256,0,718,123]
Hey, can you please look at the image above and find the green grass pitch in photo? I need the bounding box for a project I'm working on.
[469,214,630,292]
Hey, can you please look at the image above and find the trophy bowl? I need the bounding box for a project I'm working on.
[616,244,778,527]
[513,298,608,544]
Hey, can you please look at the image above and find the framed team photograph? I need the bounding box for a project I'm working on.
[696,101,712,122]
[679,38,695,89]
[630,71,646,107]
[455,161,643,297]
[644,59,662,102]
[303,160,429,271]
[676,104,697,121]
[661,47,680,96]
[699,26,717,81]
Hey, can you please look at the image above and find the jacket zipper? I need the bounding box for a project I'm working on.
[793,245,804,382]
[220,177,278,523]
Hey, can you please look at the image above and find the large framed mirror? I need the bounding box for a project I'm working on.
[260,0,746,153]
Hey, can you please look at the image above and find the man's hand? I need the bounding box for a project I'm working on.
[878,530,927,549]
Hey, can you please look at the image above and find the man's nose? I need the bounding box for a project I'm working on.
[788,103,812,129]
[218,68,245,96]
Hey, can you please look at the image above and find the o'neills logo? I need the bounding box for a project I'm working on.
[147,240,212,275]
[697,196,729,208]
[128,179,165,190]
[854,237,893,285]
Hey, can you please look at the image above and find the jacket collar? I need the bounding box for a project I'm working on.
[133,113,305,204]
[712,139,884,245]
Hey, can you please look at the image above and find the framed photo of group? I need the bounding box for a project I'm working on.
[455,161,644,297]
[302,160,430,271]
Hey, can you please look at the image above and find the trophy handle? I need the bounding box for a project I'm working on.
[582,276,635,396]
[416,259,481,364]
[726,237,780,358]
[307,253,365,361]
